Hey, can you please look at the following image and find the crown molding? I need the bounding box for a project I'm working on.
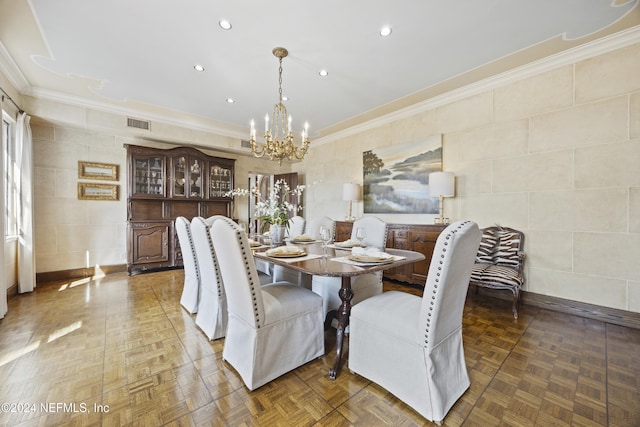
[312,25,640,147]
[28,85,248,140]
[0,40,30,94]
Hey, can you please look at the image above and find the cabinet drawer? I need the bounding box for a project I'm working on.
[394,229,409,239]
[129,200,165,220]
[201,201,230,217]
[169,201,200,219]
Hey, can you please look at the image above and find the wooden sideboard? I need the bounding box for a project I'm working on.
[126,144,235,274]
[335,221,447,286]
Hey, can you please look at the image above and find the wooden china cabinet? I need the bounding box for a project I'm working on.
[126,144,235,274]
[335,221,447,286]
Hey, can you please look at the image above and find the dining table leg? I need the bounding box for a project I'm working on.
[329,276,353,380]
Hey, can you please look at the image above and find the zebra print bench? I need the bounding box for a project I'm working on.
[469,226,525,319]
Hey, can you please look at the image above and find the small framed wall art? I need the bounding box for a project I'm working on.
[78,182,119,201]
[78,161,119,181]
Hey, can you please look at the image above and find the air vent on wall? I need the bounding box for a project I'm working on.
[127,117,150,130]
[241,139,251,148]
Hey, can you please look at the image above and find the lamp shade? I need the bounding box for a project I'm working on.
[429,172,455,197]
[342,183,361,201]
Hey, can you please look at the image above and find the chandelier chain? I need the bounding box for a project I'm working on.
[278,57,284,104]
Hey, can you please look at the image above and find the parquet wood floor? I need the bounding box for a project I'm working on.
[0,271,638,426]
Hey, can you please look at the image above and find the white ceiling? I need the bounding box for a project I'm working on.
[0,0,638,141]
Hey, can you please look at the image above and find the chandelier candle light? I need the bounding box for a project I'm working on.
[249,47,310,165]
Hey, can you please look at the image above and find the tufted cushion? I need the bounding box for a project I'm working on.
[470,263,523,288]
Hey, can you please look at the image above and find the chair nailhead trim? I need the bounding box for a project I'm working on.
[227,223,263,328]
[179,218,201,282]
[200,220,224,298]
[423,221,475,347]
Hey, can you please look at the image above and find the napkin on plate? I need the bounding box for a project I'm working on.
[335,239,366,248]
[292,234,313,242]
[267,245,304,255]
[351,247,391,259]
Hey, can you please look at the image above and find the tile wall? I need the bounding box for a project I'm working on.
[294,42,640,312]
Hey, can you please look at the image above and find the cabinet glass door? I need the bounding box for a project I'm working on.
[189,158,203,198]
[133,156,164,196]
[209,164,232,198]
[173,156,186,196]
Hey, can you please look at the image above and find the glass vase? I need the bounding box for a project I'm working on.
[269,224,286,246]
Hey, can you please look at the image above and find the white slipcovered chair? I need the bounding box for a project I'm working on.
[210,217,325,391]
[175,216,200,314]
[286,215,306,238]
[312,216,388,321]
[349,221,481,424]
[304,216,335,240]
[190,216,227,340]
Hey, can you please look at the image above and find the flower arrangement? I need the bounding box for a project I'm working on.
[226,179,305,233]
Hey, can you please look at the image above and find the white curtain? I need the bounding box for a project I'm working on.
[16,112,35,293]
[0,97,6,318]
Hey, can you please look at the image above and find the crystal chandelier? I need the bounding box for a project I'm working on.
[249,47,310,165]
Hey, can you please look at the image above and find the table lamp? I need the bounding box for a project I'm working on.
[428,172,455,225]
[342,183,361,222]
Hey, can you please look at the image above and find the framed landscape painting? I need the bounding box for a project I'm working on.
[363,135,442,214]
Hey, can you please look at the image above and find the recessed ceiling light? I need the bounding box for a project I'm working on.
[226,98,235,104]
[194,64,205,72]
[319,69,328,77]
[219,20,232,30]
[282,96,289,101]
[379,26,392,37]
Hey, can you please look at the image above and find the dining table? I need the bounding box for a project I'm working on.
[252,238,426,379]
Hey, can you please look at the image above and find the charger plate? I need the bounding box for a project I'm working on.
[291,235,315,243]
[266,248,307,258]
[335,240,366,248]
[348,254,394,264]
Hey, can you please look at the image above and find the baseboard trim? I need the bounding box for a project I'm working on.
[6,283,18,299]
[35,264,127,284]
[477,287,640,330]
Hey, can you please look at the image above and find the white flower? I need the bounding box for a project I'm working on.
[225,179,306,232]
